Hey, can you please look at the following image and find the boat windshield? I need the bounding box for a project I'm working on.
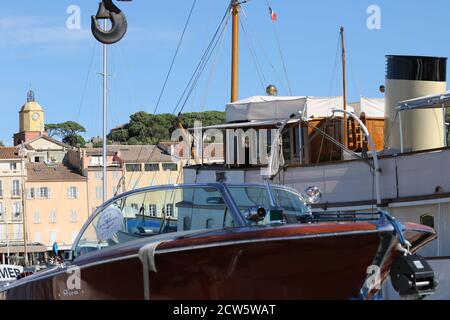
[227,185,310,223]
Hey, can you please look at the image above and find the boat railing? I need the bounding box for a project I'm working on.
[304,211,383,223]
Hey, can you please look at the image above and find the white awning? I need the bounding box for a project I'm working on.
[358,97,385,118]
[397,90,450,111]
[195,118,301,131]
[225,96,354,123]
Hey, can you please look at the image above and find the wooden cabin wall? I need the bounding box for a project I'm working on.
[303,117,385,165]
[305,119,343,164]
[365,118,385,151]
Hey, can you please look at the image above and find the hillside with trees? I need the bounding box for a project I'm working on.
[108,111,226,145]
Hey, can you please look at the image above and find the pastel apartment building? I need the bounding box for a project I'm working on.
[0,91,184,264]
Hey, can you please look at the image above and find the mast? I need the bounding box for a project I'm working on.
[231,0,240,102]
[21,173,28,266]
[340,26,348,148]
[102,19,108,203]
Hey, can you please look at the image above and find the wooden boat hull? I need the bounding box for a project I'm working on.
[0,222,436,300]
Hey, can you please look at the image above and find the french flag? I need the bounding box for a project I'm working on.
[269,7,278,21]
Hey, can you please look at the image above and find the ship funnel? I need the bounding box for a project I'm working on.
[385,55,447,151]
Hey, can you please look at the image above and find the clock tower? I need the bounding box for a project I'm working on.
[14,90,47,146]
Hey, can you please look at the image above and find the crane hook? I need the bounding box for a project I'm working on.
[91,0,131,45]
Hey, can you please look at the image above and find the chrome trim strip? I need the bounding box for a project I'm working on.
[154,229,385,255]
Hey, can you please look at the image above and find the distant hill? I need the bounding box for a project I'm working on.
[107,111,226,145]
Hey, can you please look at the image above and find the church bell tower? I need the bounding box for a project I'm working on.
[13,90,46,146]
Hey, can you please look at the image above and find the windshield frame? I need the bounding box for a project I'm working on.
[225,183,310,219]
[70,183,247,255]
[70,183,309,257]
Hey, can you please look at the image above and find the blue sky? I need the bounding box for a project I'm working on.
[0,0,449,144]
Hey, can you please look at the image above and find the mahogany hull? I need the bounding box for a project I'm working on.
[0,222,436,300]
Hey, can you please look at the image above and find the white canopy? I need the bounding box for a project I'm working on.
[225,96,355,123]
[397,90,450,111]
[358,97,385,118]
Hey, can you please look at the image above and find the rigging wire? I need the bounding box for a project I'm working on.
[301,119,373,167]
[173,6,232,115]
[52,40,98,217]
[200,18,229,111]
[129,3,232,189]
[240,6,289,95]
[317,32,342,163]
[125,0,201,190]
[76,41,98,121]
[153,0,198,115]
[266,0,292,95]
[240,18,267,91]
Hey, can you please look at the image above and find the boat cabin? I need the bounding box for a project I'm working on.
[181,96,385,167]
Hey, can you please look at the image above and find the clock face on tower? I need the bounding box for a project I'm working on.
[32,112,40,121]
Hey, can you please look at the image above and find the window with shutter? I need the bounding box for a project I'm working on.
[49,211,57,224]
[27,188,35,200]
[34,211,41,224]
[40,187,49,199]
[12,180,20,197]
[70,210,78,223]
[68,186,78,199]
[50,231,57,243]
[96,187,102,200]
[12,202,21,220]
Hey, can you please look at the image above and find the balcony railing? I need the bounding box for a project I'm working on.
[11,213,22,221]
[11,191,21,198]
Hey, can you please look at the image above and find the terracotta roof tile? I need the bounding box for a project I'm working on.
[0,147,21,159]
[27,163,86,182]
[84,145,175,163]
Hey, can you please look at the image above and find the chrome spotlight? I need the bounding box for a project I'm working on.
[304,186,322,204]
[246,206,267,223]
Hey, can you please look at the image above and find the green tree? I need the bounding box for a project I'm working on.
[107,111,226,145]
[63,135,86,148]
[45,121,87,147]
[0,141,4,147]
[109,129,129,143]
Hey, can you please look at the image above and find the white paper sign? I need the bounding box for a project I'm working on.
[0,265,24,282]
[95,207,124,241]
